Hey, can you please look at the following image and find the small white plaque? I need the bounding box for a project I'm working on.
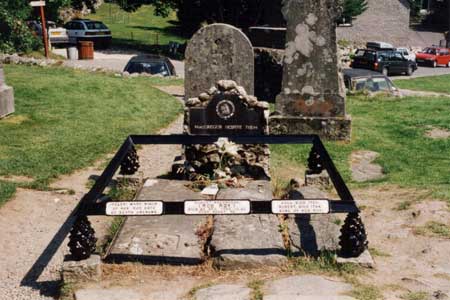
[272,200,330,214]
[200,184,219,196]
[30,1,46,6]
[184,200,250,215]
[106,201,163,216]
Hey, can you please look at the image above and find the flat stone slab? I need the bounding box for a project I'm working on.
[350,150,385,182]
[0,85,14,118]
[263,275,355,300]
[211,180,287,269]
[195,284,252,300]
[62,255,102,284]
[337,249,375,268]
[287,186,342,256]
[108,179,208,264]
[75,288,142,300]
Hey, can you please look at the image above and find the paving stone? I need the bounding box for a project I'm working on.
[75,288,142,300]
[337,249,375,268]
[108,180,208,264]
[194,284,252,300]
[288,187,341,256]
[62,255,102,284]
[264,275,355,300]
[350,150,385,182]
[211,181,287,269]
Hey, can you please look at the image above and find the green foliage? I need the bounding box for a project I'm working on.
[342,0,368,19]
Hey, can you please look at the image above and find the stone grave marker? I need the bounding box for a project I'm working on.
[270,0,352,140]
[0,63,15,119]
[185,23,254,101]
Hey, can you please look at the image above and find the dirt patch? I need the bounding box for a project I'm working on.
[0,175,34,183]
[0,114,29,124]
[350,150,385,182]
[425,127,450,139]
[155,85,185,99]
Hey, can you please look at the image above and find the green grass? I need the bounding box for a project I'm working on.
[415,221,450,239]
[400,291,429,300]
[349,284,384,300]
[88,4,187,53]
[271,94,450,202]
[0,64,183,205]
[0,181,17,206]
[394,74,450,94]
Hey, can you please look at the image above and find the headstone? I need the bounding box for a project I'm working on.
[185,23,254,101]
[270,0,352,141]
[0,63,15,119]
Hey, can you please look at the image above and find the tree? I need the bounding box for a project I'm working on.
[342,0,368,19]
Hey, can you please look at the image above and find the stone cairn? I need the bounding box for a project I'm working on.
[174,80,270,182]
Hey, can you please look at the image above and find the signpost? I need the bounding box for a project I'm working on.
[29,1,49,59]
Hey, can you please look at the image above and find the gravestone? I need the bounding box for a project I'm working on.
[270,0,352,141]
[0,63,15,119]
[185,23,254,101]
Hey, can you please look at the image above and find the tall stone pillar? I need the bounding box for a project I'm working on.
[270,0,351,141]
[0,63,15,119]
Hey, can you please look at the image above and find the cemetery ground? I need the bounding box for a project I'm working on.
[0,65,449,300]
[394,75,450,95]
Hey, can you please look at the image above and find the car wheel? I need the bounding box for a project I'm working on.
[382,67,389,76]
[406,66,413,76]
[432,60,437,68]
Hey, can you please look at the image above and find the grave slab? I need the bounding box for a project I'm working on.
[211,180,287,269]
[185,23,254,100]
[107,179,208,264]
[62,255,102,284]
[263,275,355,300]
[0,65,14,119]
[288,186,341,256]
[75,288,142,300]
[336,249,375,268]
[194,284,252,300]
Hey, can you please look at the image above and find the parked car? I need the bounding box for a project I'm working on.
[351,48,417,76]
[27,20,69,46]
[416,47,450,68]
[343,68,401,96]
[397,47,416,62]
[366,41,394,50]
[123,55,176,77]
[64,19,111,48]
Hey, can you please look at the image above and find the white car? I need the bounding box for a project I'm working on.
[27,20,69,46]
[64,19,112,48]
[397,47,416,62]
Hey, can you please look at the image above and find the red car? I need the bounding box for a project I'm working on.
[416,47,450,68]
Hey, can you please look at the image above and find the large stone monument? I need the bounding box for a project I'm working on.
[270,0,352,141]
[0,63,15,119]
[185,23,254,100]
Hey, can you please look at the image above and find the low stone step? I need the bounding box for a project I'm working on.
[194,284,252,300]
[107,179,208,264]
[210,180,287,269]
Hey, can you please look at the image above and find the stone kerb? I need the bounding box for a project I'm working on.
[185,23,255,101]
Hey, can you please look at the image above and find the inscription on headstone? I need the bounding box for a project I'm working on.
[189,93,266,135]
[185,23,254,100]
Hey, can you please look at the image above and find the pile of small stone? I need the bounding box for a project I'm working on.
[176,80,270,181]
[0,53,61,67]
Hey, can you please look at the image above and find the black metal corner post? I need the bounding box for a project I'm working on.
[310,136,369,257]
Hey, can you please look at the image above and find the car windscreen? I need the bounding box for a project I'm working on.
[85,22,108,30]
[422,48,437,55]
[354,77,392,92]
[126,62,169,76]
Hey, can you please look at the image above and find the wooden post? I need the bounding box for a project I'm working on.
[39,5,49,58]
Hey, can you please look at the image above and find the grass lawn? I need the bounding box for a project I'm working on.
[88,4,187,52]
[394,74,450,94]
[0,64,183,206]
[272,95,450,202]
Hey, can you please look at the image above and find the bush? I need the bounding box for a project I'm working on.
[0,8,42,54]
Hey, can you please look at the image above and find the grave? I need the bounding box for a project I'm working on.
[185,23,254,101]
[269,0,352,141]
[0,63,15,119]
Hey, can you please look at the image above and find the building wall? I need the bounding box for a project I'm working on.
[337,0,412,45]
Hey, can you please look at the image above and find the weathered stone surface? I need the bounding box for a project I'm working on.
[211,181,287,269]
[194,284,252,300]
[263,275,355,300]
[62,255,102,284]
[269,115,352,141]
[337,249,375,268]
[108,180,208,264]
[75,288,142,300]
[287,186,341,256]
[305,170,331,188]
[350,150,385,182]
[0,64,14,118]
[185,23,254,100]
